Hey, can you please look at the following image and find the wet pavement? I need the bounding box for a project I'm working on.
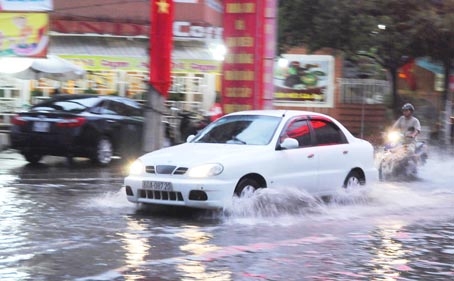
[0,148,453,281]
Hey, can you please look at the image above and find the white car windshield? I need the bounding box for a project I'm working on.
[192,115,282,145]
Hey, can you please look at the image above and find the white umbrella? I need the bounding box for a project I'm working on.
[0,57,34,73]
[0,55,85,81]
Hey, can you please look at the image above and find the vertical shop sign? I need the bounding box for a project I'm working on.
[222,0,277,113]
[262,0,277,109]
[0,13,49,58]
[150,0,174,97]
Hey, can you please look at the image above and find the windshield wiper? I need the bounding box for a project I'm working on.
[231,136,247,144]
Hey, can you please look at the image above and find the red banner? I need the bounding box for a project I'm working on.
[150,0,174,97]
[222,0,277,113]
[222,1,257,113]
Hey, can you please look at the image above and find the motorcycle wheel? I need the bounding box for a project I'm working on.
[405,158,418,180]
[378,158,393,181]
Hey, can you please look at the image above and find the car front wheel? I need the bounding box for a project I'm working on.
[234,178,260,198]
[92,137,113,165]
[23,152,42,164]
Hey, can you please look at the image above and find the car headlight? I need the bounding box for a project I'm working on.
[187,163,223,178]
[129,159,145,175]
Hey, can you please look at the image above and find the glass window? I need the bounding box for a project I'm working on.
[32,97,99,113]
[310,119,347,145]
[282,119,312,147]
[193,115,281,145]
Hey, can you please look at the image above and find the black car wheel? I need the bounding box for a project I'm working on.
[23,152,42,164]
[343,170,365,191]
[92,137,113,165]
[234,178,260,198]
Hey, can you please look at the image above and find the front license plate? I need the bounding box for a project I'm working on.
[33,121,50,132]
[143,181,173,191]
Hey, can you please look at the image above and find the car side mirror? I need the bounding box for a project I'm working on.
[186,135,196,142]
[279,138,299,150]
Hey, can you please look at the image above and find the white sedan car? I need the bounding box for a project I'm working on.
[124,110,378,209]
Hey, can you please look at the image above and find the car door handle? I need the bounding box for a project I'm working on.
[107,119,116,123]
[307,153,315,158]
[343,150,348,154]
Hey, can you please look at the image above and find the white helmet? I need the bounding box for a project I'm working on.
[402,103,415,112]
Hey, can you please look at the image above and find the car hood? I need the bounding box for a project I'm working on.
[139,143,269,166]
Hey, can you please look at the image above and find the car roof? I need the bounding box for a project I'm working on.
[43,94,142,107]
[225,109,355,140]
[50,94,122,101]
[225,109,332,119]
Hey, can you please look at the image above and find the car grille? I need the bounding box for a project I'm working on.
[139,189,184,201]
[145,165,188,175]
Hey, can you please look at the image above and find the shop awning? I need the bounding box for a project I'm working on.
[49,36,217,60]
[416,58,444,74]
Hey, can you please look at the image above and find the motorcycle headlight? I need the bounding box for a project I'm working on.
[129,159,145,175]
[387,131,401,143]
[187,163,223,178]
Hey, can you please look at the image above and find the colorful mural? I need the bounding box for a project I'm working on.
[0,13,49,58]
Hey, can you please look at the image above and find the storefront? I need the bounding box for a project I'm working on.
[1,37,223,111]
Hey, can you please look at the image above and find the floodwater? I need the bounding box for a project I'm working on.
[0,149,453,281]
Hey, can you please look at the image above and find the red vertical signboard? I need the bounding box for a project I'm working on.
[150,0,174,97]
[222,0,277,113]
[262,0,277,109]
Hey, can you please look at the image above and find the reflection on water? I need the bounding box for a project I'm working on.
[0,186,31,281]
[119,219,150,281]
[175,227,231,281]
[369,222,410,278]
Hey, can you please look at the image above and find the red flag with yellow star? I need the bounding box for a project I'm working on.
[150,0,174,97]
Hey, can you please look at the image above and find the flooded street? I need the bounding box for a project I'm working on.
[0,149,453,281]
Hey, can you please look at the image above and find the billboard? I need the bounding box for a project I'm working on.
[0,13,49,57]
[274,55,335,108]
[0,0,53,11]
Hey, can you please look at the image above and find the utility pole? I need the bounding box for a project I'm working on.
[142,86,166,153]
[143,0,174,153]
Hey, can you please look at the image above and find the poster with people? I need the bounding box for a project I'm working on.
[0,13,49,57]
[274,54,334,107]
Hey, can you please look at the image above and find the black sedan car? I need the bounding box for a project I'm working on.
[10,94,144,165]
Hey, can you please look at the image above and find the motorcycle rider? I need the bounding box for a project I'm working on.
[380,103,426,180]
[392,103,421,152]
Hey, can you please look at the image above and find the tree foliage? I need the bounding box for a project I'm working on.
[278,0,454,114]
[413,0,454,103]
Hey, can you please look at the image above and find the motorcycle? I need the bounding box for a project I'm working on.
[378,129,428,181]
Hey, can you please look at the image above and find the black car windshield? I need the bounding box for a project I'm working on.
[192,115,282,145]
[32,97,100,113]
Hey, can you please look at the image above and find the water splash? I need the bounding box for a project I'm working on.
[82,186,133,211]
[223,186,326,221]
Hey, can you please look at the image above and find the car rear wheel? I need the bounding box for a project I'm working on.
[23,152,42,164]
[92,137,113,165]
[234,178,260,198]
[343,170,364,191]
